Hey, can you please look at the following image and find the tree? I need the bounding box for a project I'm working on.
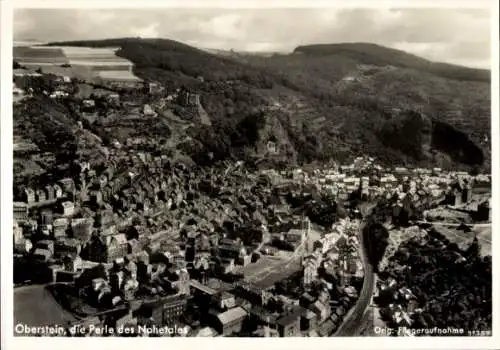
[363,221,390,272]
[465,236,481,260]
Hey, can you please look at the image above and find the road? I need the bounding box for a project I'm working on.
[333,204,378,337]
[333,220,375,336]
[416,221,491,228]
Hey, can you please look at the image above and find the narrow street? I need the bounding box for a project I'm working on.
[334,204,377,336]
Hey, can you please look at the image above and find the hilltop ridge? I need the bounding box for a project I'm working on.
[293,42,489,82]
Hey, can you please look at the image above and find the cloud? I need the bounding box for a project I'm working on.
[14,8,491,68]
[134,23,160,38]
[202,13,243,39]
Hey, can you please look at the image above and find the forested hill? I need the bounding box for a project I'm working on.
[293,43,490,83]
[45,38,491,170]
[46,38,277,87]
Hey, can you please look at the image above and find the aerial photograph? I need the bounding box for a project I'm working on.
[11,7,492,338]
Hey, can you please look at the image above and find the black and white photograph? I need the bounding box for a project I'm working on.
[1,1,498,349]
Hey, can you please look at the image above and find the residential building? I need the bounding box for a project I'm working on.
[15,238,33,254]
[276,307,302,337]
[54,238,82,259]
[59,178,76,196]
[53,184,63,198]
[33,248,52,263]
[212,306,248,336]
[53,218,69,238]
[61,201,75,216]
[219,243,248,262]
[178,90,200,107]
[82,233,128,263]
[212,292,237,310]
[143,294,188,326]
[164,268,191,295]
[194,327,219,337]
[300,309,318,332]
[24,188,35,204]
[45,185,55,200]
[234,282,272,306]
[148,82,163,94]
[13,202,28,222]
[13,221,24,244]
[95,209,114,228]
[310,300,331,323]
[40,209,54,226]
[35,189,47,202]
[63,255,83,273]
[105,234,129,262]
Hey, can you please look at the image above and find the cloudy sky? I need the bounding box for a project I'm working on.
[14,8,491,68]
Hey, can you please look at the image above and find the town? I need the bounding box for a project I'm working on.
[12,45,492,338]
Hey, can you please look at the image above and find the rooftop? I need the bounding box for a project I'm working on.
[276,307,303,327]
[189,280,217,296]
[216,306,248,325]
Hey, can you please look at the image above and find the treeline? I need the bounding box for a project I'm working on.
[378,110,431,160]
[431,120,484,166]
[199,84,267,121]
[184,111,268,165]
[362,222,390,273]
[378,228,491,333]
[14,96,78,161]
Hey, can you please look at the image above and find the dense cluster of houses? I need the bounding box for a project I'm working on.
[270,157,491,221]
[13,147,376,337]
[304,218,363,287]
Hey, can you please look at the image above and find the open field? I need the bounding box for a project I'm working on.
[14,47,68,65]
[250,257,302,290]
[233,245,302,289]
[96,70,142,81]
[235,228,323,289]
[234,255,284,278]
[15,45,140,81]
[14,284,78,328]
